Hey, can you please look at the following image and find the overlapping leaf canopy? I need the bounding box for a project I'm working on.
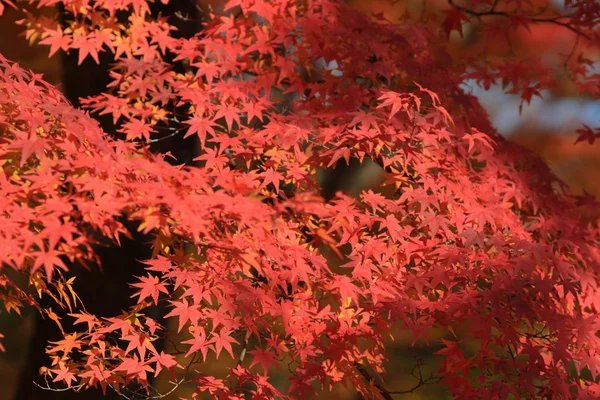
[1,0,600,398]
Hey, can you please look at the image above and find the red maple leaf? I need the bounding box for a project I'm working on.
[249,348,280,375]
[113,355,154,382]
[51,363,78,388]
[39,27,71,57]
[130,274,169,305]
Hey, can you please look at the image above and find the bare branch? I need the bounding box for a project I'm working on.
[447,0,593,40]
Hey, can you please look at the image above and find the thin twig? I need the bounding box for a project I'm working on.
[448,0,592,40]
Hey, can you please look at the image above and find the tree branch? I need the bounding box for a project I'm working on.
[448,0,592,40]
[354,357,443,398]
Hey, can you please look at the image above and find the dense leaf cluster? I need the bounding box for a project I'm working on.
[1,0,600,398]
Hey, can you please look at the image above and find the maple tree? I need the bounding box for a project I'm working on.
[1,0,600,398]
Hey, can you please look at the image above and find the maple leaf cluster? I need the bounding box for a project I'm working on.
[1,0,600,399]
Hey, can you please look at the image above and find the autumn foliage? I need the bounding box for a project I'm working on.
[1,0,600,398]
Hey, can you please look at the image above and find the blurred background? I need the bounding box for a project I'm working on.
[1,0,599,398]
